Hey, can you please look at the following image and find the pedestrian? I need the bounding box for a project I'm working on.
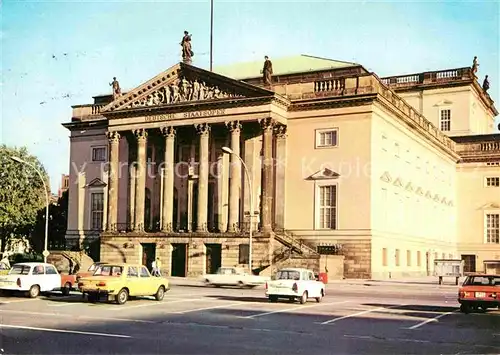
[151,259,157,276]
[154,258,162,277]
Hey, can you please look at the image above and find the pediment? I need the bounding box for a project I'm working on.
[380,171,392,183]
[433,194,440,202]
[86,178,106,188]
[307,168,340,180]
[415,187,424,196]
[101,63,275,113]
[405,182,414,192]
[425,190,433,198]
[478,202,500,210]
[393,177,404,188]
[441,197,447,204]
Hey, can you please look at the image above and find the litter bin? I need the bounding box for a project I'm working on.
[318,272,328,284]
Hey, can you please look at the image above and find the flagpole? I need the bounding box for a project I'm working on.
[210,0,213,71]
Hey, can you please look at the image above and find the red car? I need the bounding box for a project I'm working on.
[458,273,500,313]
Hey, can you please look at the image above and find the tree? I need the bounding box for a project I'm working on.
[0,145,49,254]
[32,190,68,252]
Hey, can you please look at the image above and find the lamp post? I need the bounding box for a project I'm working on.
[11,156,50,263]
[222,146,253,274]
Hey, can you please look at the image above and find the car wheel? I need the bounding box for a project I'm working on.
[116,288,128,305]
[238,281,245,289]
[299,291,308,304]
[480,305,488,312]
[28,285,40,298]
[316,289,324,303]
[460,303,470,314]
[269,295,278,303]
[155,286,165,301]
[62,282,71,296]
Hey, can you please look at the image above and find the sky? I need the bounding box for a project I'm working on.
[1,0,499,193]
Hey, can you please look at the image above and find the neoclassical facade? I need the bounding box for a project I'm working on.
[63,55,500,278]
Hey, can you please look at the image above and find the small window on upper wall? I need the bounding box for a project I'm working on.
[485,177,500,187]
[91,146,106,162]
[315,129,338,148]
[439,109,451,131]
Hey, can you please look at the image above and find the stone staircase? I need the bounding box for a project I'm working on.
[47,251,95,275]
[274,230,319,257]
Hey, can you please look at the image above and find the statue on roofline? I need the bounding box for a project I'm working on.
[181,31,194,64]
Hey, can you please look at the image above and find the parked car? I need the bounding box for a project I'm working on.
[203,267,269,288]
[75,262,106,283]
[458,273,500,313]
[60,273,78,296]
[266,268,325,304]
[78,263,169,305]
[0,262,61,298]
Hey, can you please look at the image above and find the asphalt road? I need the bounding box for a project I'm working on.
[0,283,498,355]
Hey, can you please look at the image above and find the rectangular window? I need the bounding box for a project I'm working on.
[318,185,337,229]
[485,213,500,244]
[91,147,106,162]
[91,192,104,230]
[315,129,338,148]
[407,250,411,267]
[417,251,421,267]
[395,249,400,267]
[485,177,500,187]
[238,244,249,264]
[440,109,451,131]
[382,248,388,267]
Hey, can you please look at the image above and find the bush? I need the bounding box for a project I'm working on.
[9,252,43,264]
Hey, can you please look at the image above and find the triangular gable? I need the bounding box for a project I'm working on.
[306,168,340,180]
[433,194,440,202]
[441,197,447,204]
[86,178,107,188]
[101,62,276,113]
[425,191,433,198]
[447,200,454,207]
[393,177,404,187]
[478,202,500,210]
[405,182,414,192]
[380,171,392,183]
[415,187,424,196]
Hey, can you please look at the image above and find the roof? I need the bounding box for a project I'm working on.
[213,54,360,80]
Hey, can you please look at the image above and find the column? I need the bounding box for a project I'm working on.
[106,131,120,231]
[133,128,147,232]
[161,126,176,232]
[259,118,275,232]
[226,121,241,232]
[195,123,210,232]
[216,151,230,232]
[274,125,287,231]
[128,164,136,229]
[244,137,262,232]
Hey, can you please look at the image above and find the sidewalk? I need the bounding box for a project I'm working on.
[168,275,463,288]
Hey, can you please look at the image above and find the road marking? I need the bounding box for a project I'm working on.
[107,298,206,311]
[320,304,405,325]
[171,301,246,314]
[343,334,430,343]
[406,310,459,330]
[47,302,80,307]
[0,309,155,323]
[244,301,350,319]
[0,298,40,304]
[0,324,131,338]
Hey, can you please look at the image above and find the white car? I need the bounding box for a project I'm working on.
[203,267,269,288]
[0,262,61,298]
[266,268,325,304]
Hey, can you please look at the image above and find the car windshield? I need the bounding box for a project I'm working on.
[93,265,123,276]
[464,276,500,286]
[276,270,300,280]
[88,263,102,272]
[9,265,31,275]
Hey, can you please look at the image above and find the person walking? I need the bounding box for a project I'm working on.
[154,258,162,277]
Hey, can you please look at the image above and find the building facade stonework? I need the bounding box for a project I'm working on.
[63,55,500,278]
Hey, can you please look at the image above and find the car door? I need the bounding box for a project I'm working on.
[126,266,140,296]
[45,265,61,291]
[139,266,156,295]
[306,271,319,297]
[31,264,46,290]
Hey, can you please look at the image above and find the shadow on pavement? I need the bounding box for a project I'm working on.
[206,295,271,303]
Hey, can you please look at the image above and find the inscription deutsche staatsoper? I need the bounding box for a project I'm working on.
[144,109,226,122]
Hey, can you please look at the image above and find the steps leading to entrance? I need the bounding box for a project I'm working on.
[47,251,95,274]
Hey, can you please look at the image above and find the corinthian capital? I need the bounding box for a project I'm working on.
[275,125,287,139]
[160,126,176,139]
[259,117,275,132]
[225,120,242,134]
[106,131,121,143]
[133,128,148,141]
[195,123,211,136]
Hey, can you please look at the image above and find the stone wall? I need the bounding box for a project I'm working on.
[340,239,371,278]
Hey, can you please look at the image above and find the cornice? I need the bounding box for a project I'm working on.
[289,94,377,111]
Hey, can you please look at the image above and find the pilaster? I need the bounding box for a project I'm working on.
[106,131,120,231]
[195,123,210,232]
[161,126,176,232]
[133,128,147,232]
[259,118,275,233]
[274,125,287,231]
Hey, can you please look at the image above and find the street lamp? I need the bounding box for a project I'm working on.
[10,156,50,263]
[222,146,254,274]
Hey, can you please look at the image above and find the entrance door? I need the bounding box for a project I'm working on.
[171,243,188,277]
[205,244,222,274]
[141,243,156,271]
[461,255,476,273]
